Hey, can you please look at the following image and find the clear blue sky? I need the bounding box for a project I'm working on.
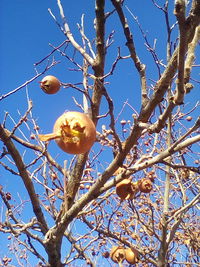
[0,1,199,266]
[1,0,176,125]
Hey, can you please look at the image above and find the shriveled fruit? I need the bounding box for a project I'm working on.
[138,178,153,193]
[40,75,61,94]
[102,251,110,258]
[110,246,125,263]
[180,169,190,180]
[38,112,96,154]
[124,247,139,264]
[116,179,139,200]
[5,192,12,200]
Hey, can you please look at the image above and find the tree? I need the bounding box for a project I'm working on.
[0,0,200,266]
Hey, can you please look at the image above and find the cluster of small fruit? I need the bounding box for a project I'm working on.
[108,171,154,264]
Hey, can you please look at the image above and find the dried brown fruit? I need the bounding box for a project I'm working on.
[138,178,153,193]
[116,179,138,200]
[102,251,110,258]
[5,192,12,200]
[110,246,125,263]
[180,169,190,180]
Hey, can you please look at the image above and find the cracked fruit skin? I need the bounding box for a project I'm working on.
[110,246,125,263]
[40,75,61,94]
[38,112,96,154]
[138,178,153,193]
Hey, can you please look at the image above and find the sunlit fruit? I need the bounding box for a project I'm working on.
[124,247,139,264]
[110,246,125,263]
[116,179,139,200]
[38,112,96,154]
[186,116,192,121]
[138,178,153,193]
[120,119,126,126]
[39,75,61,94]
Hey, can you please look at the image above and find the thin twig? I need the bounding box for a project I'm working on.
[0,61,58,101]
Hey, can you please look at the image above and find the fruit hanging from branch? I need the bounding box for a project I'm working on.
[116,179,139,200]
[110,246,126,264]
[38,112,96,154]
[138,178,153,193]
[39,75,61,94]
[124,247,139,264]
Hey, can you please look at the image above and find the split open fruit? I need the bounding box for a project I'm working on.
[110,246,125,263]
[38,112,96,154]
[110,246,139,264]
[138,178,153,193]
[40,75,61,94]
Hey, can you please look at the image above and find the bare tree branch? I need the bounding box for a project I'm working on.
[0,125,48,234]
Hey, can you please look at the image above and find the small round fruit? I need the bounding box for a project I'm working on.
[5,192,12,200]
[116,179,139,200]
[180,169,190,180]
[40,75,61,94]
[102,251,110,258]
[110,246,125,263]
[125,247,139,264]
[138,178,153,193]
[186,116,192,121]
[38,112,96,154]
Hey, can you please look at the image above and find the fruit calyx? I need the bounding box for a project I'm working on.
[39,120,85,144]
[60,120,85,144]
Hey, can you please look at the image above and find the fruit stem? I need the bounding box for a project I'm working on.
[38,132,61,142]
